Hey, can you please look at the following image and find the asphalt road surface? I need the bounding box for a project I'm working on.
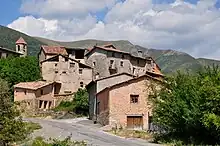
[26,118,160,146]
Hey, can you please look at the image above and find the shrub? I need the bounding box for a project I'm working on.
[151,66,220,145]
[31,136,87,146]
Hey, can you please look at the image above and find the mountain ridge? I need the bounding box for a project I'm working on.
[1,25,220,74]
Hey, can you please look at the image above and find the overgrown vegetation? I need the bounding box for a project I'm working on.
[108,129,152,141]
[24,122,42,133]
[0,78,30,145]
[0,56,41,88]
[28,136,87,146]
[54,89,89,116]
[151,66,220,145]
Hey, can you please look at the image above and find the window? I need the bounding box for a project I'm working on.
[120,61,124,67]
[112,52,115,57]
[17,45,20,51]
[110,60,114,65]
[79,69,83,74]
[70,63,75,68]
[55,71,58,74]
[80,82,84,88]
[130,94,139,103]
[133,67,136,74]
[24,90,27,95]
[93,62,96,67]
[62,71,67,74]
[41,90,43,95]
[64,91,71,93]
[55,63,58,67]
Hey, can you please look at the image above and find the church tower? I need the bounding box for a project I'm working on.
[16,37,27,57]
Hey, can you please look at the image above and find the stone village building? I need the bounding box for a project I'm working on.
[14,42,163,125]
[0,37,27,58]
[14,81,62,112]
[95,74,163,130]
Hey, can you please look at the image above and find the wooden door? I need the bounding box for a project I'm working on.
[127,116,143,129]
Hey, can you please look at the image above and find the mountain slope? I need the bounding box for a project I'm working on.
[0,25,219,74]
[0,25,45,56]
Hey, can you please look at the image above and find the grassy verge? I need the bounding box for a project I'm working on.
[25,122,42,133]
[106,129,153,141]
[25,136,87,146]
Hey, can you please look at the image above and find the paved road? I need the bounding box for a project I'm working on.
[26,118,159,146]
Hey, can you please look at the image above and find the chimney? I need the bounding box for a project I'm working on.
[137,50,143,57]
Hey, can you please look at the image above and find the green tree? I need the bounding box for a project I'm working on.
[0,78,28,145]
[0,56,41,87]
[73,89,89,115]
[151,66,220,145]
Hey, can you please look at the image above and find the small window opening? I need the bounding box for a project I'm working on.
[24,90,27,95]
[130,94,139,103]
[62,71,67,74]
[55,71,58,74]
[55,63,58,67]
[80,82,84,88]
[70,63,75,68]
[79,69,83,74]
[93,62,96,67]
[120,61,124,67]
[110,60,114,65]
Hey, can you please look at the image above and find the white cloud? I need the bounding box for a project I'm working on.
[7,0,220,60]
[20,0,118,19]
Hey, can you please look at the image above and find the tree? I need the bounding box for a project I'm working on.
[0,78,28,145]
[73,88,89,115]
[0,56,41,87]
[151,66,220,145]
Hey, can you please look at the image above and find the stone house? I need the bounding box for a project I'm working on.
[0,37,27,58]
[14,81,62,112]
[95,74,162,130]
[38,46,68,63]
[85,44,162,80]
[41,54,93,94]
[86,72,136,120]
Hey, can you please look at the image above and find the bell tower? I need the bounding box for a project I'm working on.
[16,37,27,57]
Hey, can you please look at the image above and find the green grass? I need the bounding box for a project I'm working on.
[25,122,42,133]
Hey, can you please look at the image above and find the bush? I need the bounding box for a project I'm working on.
[31,136,87,146]
[151,66,220,145]
[54,89,89,116]
[72,89,89,115]
[0,78,29,145]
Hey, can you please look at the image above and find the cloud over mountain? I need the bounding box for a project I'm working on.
[7,0,220,59]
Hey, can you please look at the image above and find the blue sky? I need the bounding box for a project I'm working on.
[1,0,220,25]
[3,0,220,60]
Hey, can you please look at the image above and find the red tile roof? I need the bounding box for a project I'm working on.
[16,37,27,45]
[41,45,68,55]
[14,81,55,90]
